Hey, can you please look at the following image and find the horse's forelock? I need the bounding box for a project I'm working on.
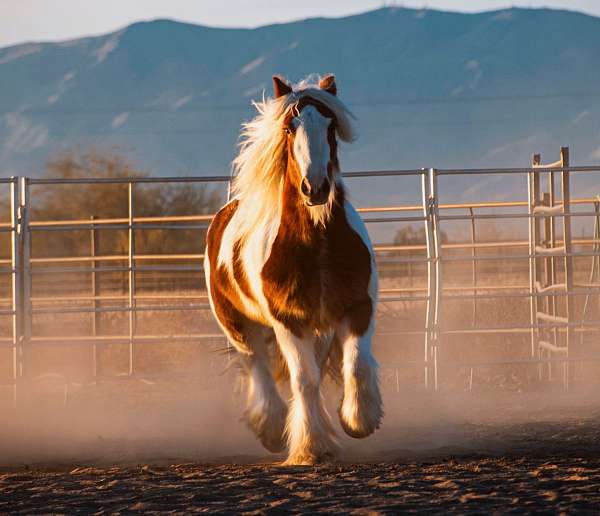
[284,86,356,143]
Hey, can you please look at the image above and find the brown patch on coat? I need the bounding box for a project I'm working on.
[261,99,372,337]
[261,168,321,336]
[327,124,339,174]
[322,201,373,336]
[206,200,252,350]
[232,238,255,302]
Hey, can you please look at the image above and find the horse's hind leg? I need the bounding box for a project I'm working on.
[239,325,287,453]
[273,324,338,465]
[336,316,383,439]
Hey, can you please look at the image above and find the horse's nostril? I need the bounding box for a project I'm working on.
[301,178,311,196]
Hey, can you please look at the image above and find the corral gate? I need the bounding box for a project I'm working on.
[3,147,600,404]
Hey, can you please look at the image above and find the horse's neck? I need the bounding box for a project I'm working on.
[278,172,345,241]
[279,176,315,238]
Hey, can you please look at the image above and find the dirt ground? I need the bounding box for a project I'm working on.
[3,454,600,514]
[4,382,600,514]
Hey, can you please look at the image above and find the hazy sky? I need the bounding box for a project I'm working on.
[1,0,599,48]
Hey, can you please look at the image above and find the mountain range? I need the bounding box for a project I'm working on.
[1,6,600,205]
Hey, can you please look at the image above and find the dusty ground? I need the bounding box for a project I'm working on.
[3,454,600,514]
[4,386,600,513]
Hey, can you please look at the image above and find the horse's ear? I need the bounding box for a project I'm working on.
[272,75,293,98]
[319,74,337,96]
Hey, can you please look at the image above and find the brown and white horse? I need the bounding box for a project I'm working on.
[205,74,382,465]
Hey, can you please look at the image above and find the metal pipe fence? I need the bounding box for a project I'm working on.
[2,148,600,402]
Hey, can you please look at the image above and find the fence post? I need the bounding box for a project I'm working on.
[561,147,573,390]
[528,156,541,372]
[18,177,31,384]
[548,170,559,356]
[429,168,441,391]
[128,182,136,376]
[421,170,434,390]
[422,168,440,391]
[579,198,600,378]
[10,177,21,405]
[90,215,99,380]
[469,207,477,326]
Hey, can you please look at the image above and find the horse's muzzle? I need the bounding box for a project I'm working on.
[301,177,330,206]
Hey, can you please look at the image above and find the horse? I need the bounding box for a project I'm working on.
[204,74,382,465]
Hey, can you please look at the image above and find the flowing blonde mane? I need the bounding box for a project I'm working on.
[231,76,357,232]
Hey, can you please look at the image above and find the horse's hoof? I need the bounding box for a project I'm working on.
[338,397,383,439]
[258,430,286,453]
[243,401,287,453]
[339,414,379,438]
[282,450,337,466]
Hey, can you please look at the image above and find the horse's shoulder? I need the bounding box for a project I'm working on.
[211,199,239,228]
[207,200,239,256]
[342,200,374,255]
[335,199,378,305]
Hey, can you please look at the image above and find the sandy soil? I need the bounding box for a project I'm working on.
[4,398,600,514]
[2,454,600,514]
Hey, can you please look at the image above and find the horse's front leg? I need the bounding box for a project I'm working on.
[240,327,287,453]
[273,324,338,465]
[336,314,383,438]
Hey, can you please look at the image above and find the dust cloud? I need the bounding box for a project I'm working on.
[4,342,600,468]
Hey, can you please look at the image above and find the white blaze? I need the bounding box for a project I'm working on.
[292,105,331,189]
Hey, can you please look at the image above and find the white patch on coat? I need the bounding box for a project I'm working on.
[338,317,383,438]
[292,105,331,188]
[333,203,381,438]
[273,324,339,464]
[292,105,335,226]
[216,199,282,324]
[343,198,378,303]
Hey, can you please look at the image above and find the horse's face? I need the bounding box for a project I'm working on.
[287,105,334,206]
[274,75,339,207]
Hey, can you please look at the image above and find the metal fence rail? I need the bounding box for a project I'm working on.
[2,148,600,403]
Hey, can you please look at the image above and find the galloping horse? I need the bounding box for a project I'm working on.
[205,74,382,465]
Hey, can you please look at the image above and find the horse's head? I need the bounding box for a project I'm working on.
[274,74,340,207]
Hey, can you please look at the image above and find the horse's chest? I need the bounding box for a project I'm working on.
[261,217,371,333]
